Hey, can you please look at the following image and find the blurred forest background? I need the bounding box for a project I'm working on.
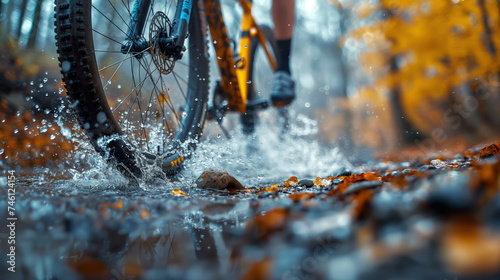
[2,0,500,168]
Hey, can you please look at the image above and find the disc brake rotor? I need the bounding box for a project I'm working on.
[149,11,175,75]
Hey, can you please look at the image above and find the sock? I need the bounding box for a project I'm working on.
[276,39,291,74]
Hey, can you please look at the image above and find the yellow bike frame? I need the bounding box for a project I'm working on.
[201,0,277,113]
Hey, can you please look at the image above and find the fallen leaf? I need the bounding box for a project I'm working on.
[441,217,500,275]
[140,209,150,219]
[172,189,187,195]
[242,258,272,280]
[69,257,108,277]
[284,176,298,188]
[288,192,315,203]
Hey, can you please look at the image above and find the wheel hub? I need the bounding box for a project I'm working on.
[149,12,175,74]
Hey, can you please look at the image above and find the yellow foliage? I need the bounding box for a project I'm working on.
[347,0,500,136]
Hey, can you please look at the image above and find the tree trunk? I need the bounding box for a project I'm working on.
[15,0,30,41]
[1,0,16,45]
[27,0,44,49]
[380,8,422,145]
[0,1,3,40]
[337,7,353,148]
[388,56,423,145]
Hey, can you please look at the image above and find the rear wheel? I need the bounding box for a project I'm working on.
[241,25,278,135]
[54,0,209,178]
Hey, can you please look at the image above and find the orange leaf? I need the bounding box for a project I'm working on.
[69,257,108,277]
[111,199,122,210]
[139,209,150,219]
[246,207,289,239]
[284,176,298,188]
[264,184,279,193]
[288,192,315,203]
[171,189,187,195]
[242,258,272,280]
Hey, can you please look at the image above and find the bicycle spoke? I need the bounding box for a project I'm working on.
[88,1,203,153]
[172,71,187,100]
[121,0,132,16]
[92,5,129,39]
[112,67,158,114]
[157,72,183,128]
[107,0,131,30]
[98,47,151,72]
[92,28,123,45]
[94,50,124,53]
[138,57,183,130]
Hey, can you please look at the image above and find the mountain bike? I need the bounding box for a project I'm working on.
[54,0,282,179]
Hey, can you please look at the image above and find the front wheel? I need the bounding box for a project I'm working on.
[54,0,209,178]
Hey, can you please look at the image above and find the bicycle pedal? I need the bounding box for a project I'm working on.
[246,98,269,111]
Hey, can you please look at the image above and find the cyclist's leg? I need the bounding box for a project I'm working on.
[272,0,294,74]
[271,0,295,106]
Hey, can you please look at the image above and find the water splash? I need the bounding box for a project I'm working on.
[184,109,351,188]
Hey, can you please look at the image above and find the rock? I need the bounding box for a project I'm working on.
[195,168,244,190]
[478,143,500,159]
[418,165,436,172]
[334,168,352,177]
[425,173,475,214]
[297,179,315,188]
[371,191,415,222]
[343,180,383,196]
[430,159,449,169]
[332,178,344,184]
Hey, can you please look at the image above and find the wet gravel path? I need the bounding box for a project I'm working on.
[2,142,500,280]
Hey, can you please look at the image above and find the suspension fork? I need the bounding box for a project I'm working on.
[172,0,192,52]
[121,0,193,59]
[126,0,151,41]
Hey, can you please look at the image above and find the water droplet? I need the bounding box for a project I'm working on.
[61,126,71,139]
[246,80,252,84]
[30,81,34,86]
[14,129,19,134]
[97,112,107,124]
[50,135,56,140]
[305,102,311,108]
[43,78,48,83]
[117,84,122,89]
[213,40,217,44]
[62,61,71,72]
[39,83,43,88]
[40,126,48,133]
